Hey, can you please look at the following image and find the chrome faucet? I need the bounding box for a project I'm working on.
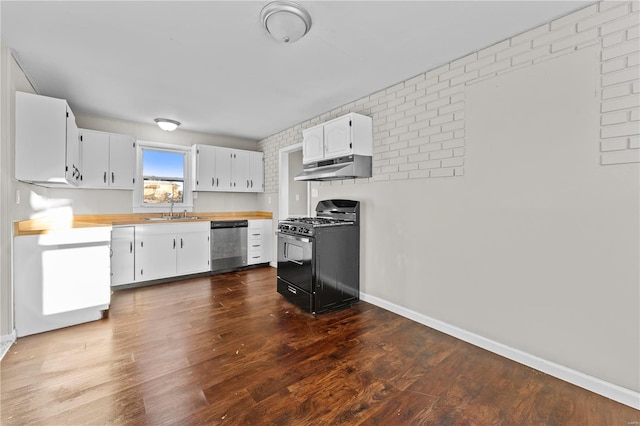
[168,193,175,218]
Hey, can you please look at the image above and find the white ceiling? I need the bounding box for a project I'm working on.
[1,1,590,141]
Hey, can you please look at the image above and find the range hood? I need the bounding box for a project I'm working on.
[295,155,372,181]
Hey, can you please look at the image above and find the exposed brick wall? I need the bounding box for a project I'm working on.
[259,1,639,193]
[599,1,640,164]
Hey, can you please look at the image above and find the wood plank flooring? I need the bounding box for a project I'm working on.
[1,267,638,424]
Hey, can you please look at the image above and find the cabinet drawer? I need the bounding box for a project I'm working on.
[248,242,263,251]
[277,278,312,313]
[249,231,263,241]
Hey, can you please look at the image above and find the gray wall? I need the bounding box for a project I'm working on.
[287,150,307,216]
[258,2,639,394]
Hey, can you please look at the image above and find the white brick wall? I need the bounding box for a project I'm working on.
[598,2,640,165]
[259,1,640,192]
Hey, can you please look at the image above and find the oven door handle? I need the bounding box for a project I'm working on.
[287,258,304,266]
[280,233,310,244]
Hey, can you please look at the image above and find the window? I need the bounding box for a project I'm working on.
[134,141,192,212]
[143,149,184,204]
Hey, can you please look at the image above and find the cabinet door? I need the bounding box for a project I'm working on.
[302,125,324,164]
[111,226,135,286]
[324,115,353,159]
[214,147,233,191]
[177,231,210,275]
[109,133,136,189]
[65,106,81,184]
[136,232,177,281]
[194,145,216,191]
[231,149,250,191]
[80,130,110,188]
[249,151,264,193]
[15,92,72,185]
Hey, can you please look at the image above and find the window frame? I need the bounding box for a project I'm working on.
[133,140,193,213]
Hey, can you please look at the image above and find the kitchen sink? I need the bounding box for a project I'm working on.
[143,216,202,221]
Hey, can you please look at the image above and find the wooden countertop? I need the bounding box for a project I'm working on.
[14,211,273,236]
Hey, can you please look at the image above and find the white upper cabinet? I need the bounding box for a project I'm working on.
[249,151,264,192]
[302,112,373,165]
[215,147,233,191]
[15,91,81,187]
[192,145,264,193]
[108,133,136,189]
[231,149,250,191]
[324,115,355,159]
[302,125,324,164]
[80,129,135,190]
[192,144,217,191]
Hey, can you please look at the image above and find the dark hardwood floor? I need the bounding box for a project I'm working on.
[1,266,637,425]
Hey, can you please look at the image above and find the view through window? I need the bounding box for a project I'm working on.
[142,149,185,204]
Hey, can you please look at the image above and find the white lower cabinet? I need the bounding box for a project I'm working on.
[135,222,210,283]
[247,219,272,265]
[176,230,211,275]
[110,226,135,286]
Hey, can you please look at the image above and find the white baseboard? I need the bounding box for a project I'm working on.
[269,261,277,268]
[360,292,640,410]
[0,330,16,361]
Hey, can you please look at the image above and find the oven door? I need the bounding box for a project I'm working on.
[277,232,313,293]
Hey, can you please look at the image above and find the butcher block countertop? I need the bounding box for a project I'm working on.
[13,211,273,236]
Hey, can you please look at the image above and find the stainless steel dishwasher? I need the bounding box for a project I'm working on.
[210,220,248,273]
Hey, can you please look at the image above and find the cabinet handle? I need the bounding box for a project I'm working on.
[103,172,107,183]
[181,238,183,249]
[111,172,115,183]
[129,242,133,253]
[212,177,214,187]
[216,178,219,187]
[251,179,253,188]
[173,238,176,249]
[247,180,249,188]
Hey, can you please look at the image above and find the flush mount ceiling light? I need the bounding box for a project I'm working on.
[154,118,181,132]
[260,1,312,44]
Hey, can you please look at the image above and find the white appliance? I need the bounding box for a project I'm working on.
[14,226,112,337]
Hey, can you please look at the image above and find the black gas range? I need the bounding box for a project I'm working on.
[277,200,360,314]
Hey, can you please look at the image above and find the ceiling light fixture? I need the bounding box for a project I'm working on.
[154,118,181,132]
[260,1,312,44]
